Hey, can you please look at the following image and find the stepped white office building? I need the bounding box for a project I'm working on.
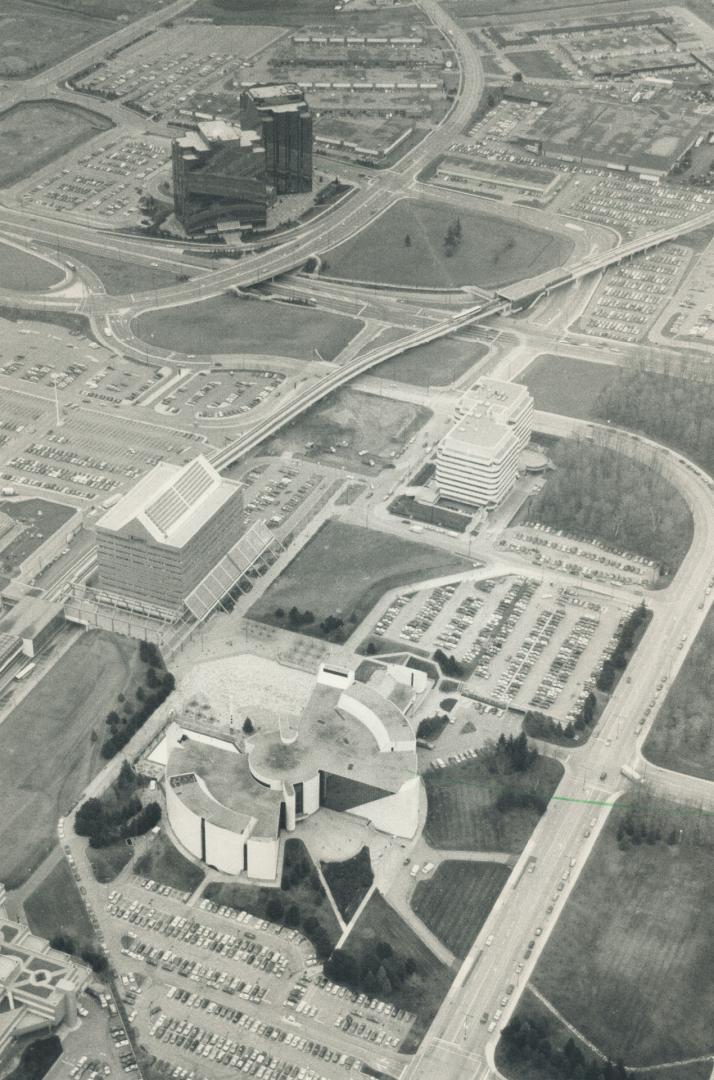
[436,378,533,507]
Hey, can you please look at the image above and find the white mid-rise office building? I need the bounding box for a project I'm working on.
[436,378,533,507]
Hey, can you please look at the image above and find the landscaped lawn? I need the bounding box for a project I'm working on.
[204,839,340,959]
[57,246,186,295]
[24,859,97,951]
[133,295,361,362]
[323,199,573,289]
[522,796,714,1067]
[322,847,373,922]
[412,861,510,958]
[644,606,714,781]
[248,520,472,644]
[376,338,489,387]
[518,354,622,421]
[0,243,63,291]
[423,753,563,854]
[134,830,205,895]
[0,631,143,888]
[332,890,453,1052]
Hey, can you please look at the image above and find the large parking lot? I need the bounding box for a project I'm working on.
[157,369,284,422]
[89,872,409,1080]
[576,247,690,343]
[558,174,714,239]
[18,137,170,225]
[369,573,635,722]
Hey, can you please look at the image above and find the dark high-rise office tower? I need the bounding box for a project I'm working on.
[171,120,270,232]
[241,84,313,195]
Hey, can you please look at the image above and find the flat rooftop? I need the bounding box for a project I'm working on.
[444,413,516,454]
[97,455,240,549]
[512,91,701,171]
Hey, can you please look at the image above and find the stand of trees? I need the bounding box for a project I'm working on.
[500,1013,630,1080]
[527,439,692,573]
[433,649,464,678]
[595,362,714,476]
[50,934,107,975]
[416,713,449,741]
[443,217,463,257]
[75,761,161,849]
[325,940,418,1001]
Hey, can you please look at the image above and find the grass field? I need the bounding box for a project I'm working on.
[518,354,621,420]
[376,338,489,387]
[338,890,453,1051]
[189,0,421,26]
[423,754,563,854]
[248,520,472,644]
[0,2,111,77]
[0,243,63,291]
[0,631,142,888]
[24,859,97,952]
[411,861,509,958]
[496,989,713,1080]
[0,497,75,577]
[0,102,112,186]
[506,49,570,79]
[57,247,186,295]
[323,199,573,289]
[134,831,205,894]
[644,606,714,781]
[133,295,361,362]
[204,839,340,959]
[260,386,431,472]
[87,842,132,885]
[525,796,714,1066]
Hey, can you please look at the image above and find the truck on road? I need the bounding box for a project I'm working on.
[620,764,643,783]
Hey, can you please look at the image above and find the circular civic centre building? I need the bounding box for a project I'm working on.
[165,664,420,881]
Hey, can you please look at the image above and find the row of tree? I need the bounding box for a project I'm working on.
[526,691,597,743]
[597,604,649,693]
[50,933,107,975]
[101,669,175,759]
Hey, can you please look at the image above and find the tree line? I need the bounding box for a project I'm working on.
[500,1012,631,1080]
[597,603,649,694]
[101,643,175,759]
[526,690,597,744]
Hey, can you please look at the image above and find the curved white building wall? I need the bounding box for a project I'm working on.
[166,782,203,862]
[338,692,392,752]
[204,819,248,876]
[247,836,279,881]
[302,773,321,815]
[348,776,420,838]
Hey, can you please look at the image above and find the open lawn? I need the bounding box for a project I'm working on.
[261,386,431,472]
[411,861,509,958]
[0,497,75,577]
[525,795,714,1067]
[0,2,112,77]
[133,295,361,362]
[644,606,714,781]
[323,199,572,289]
[134,831,205,895]
[506,49,570,79]
[377,338,489,387]
[189,0,421,26]
[0,244,63,291]
[518,354,621,421]
[0,631,142,888]
[0,102,112,186]
[322,847,373,923]
[87,842,131,885]
[204,839,340,960]
[248,520,472,644]
[24,859,96,952]
[423,753,563,854]
[332,890,453,1052]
